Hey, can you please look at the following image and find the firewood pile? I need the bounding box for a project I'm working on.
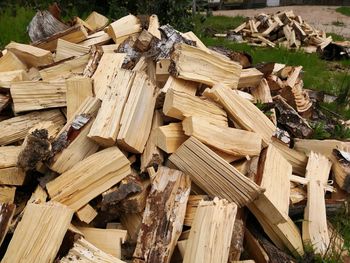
[0,7,349,263]
[230,10,332,53]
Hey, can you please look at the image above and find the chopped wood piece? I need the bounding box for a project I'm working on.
[78,227,127,258]
[244,228,269,263]
[183,198,237,263]
[0,203,15,247]
[55,39,90,61]
[66,77,93,120]
[76,204,98,224]
[134,30,156,52]
[6,42,54,67]
[238,68,263,88]
[59,237,125,263]
[92,53,126,99]
[101,44,120,53]
[204,84,275,146]
[294,139,350,158]
[156,122,188,153]
[0,51,27,72]
[0,146,22,169]
[0,167,26,186]
[117,72,157,153]
[88,70,135,146]
[148,14,161,39]
[134,166,190,263]
[2,202,73,263]
[169,137,264,207]
[184,195,209,226]
[83,46,103,78]
[0,69,28,88]
[141,110,164,172]
[170,43,242,89]
[47,147,130,211]
[107,14,142,43]
[0,109,65,145]
[79,30,112,47]
[331,149,350,193]
[0,186,16,203]
[303,152,331,254]
[85,11,109,31]
[120,212,143,242]
[163,89,228,127]
[11,81,66,113]
[156,58,171,82]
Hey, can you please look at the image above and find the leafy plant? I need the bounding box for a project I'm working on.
[311,121,331,140]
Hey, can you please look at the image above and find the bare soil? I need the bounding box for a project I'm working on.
[214,6,350,38]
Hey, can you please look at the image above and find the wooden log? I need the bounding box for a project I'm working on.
[294,139,350,158]
[47,147,130,211]
[0,109,65,145]
[77,226,127,258]
[331,149,350,193]
[156,58,171,83]
[117,72,157,153]
[133,166,190,263]
[0,69,28,88]
[184,195,209,226]
[182,31,211,53]
[83,46,103,78]
[140,110,164,172]
[11,81,66,113]
[238,68,263,88]
[101,44,120,53]
[88,70,135,146]
[0,51,27,72]
[76,204,98,224]
[0,186,16,203]
[182,116,262,157]
[163,89,228,127]
[183,198,237,263]
[302,152,331,254]
[120,212,143,242]
[66,77,93,120]
[0,167,26,186]
[169,137,264,207]
[92,53,126,100]
[85,11,109,31]
[204,84,275,146]
[55,39,90,61]
[6,42,54,67]
[244,228,269,263]
[148,14,161,39]
[59,237,125,263]
[134,30,156,52]
[0,203,15,247]
[170,43,242,89]
[79,30,112,47]
[156,122,188,153]
[2,202,73,263]
[107,14,142,43]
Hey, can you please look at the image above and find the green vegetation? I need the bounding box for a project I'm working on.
[336,6,350,17]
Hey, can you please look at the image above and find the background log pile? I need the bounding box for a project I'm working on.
[0,7,349,263]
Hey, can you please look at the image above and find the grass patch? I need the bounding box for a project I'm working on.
[336,6,350,17]
[327,32,346,42]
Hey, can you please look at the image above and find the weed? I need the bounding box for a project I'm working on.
[331,20,345,27]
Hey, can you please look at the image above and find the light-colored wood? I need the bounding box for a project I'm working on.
[101,44,119,53]
[11,81,66,113]
[302,152,331,254]
[182,116,262,157]
[27,185,47,204]
[85,11,109,31]
[163,89,228,127]
[60,237,125,263]
[134,166,191,263]
[66,77,93,119]
[182,31,211,53]
[0,51,27,72]
[88,70,135,146]
[238,68,263,88]
[55,39,90,61]
[40,54,90,81]
[47,147,130,211]
[2,202,73,263]
[76,204,98,224]
[156,122,188,153]
[0,186,16,203]
[120,212,143,242]
[107,14,142,43]
[0,203,15,247]
[183,198,238,263]
[294,139,350,158]
[286,66,302,88]
[117,72,157,153]
[184,195,208,226]
[177,239,187,258]
[169,137,264,207]
[171,43,242,89]
[78,226,127,258]
[92,53,126,99]
[0,69,28,87]
[204,84,275,146]
[244,228,269,263]
[148,14,161,39]
[161,75,197,96]
[79,30,112,47]
[156,58,171,82]
[0,146,22,169]
[141,110,164,172]
[0,167,26,185]
[0,109,65,145]
[6,42,53,67]
[26,120,63,140]
[331,149,350,193]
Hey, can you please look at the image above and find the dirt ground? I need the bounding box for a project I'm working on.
[214,6,350,38]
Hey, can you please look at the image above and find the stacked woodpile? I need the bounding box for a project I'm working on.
[0,7,349,263]
[231,10,332,52]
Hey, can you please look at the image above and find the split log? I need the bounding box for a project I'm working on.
[0,167,26,186]
[107,14,142,43]
[182,31,211,53]
[148,14,161,39]
[6,42,54,67]
[156,58,171,83]
[0,186,16,203]
[182,116,262,157]
[88,70,135,146]
[0,203,15,247]
[0,69,28,88]
[183,198,237,263]
[76,204,98,224]
[47,147,130,211]
[11,81,66,113]
[55,39,90,61]
[183,195,209,226]
[117,72,157,153]
[79,30,112,47]
[228,209,246,261]
[134,30,157,52]
[133,166,190,263]
[85,11,109,31]
[204,84,275,146]
[331,149,350,193]
[163,89,228,127]
[83,46,103,78]
[169,137,264,207]
[0,51,27,72]
[170,43,242,89]
[118,179,150,214]
[238,68,263,88]
[294,139,350,158]
[156,122,188,153]
[2,202,73,263]
[244,228,269,263]
[0,109,65,145]
[302,152,332,254]
[120,212,143,242]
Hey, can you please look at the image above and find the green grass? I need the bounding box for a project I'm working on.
[336,6,350,17]
[193,14,245,35]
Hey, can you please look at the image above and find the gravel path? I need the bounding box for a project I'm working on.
[214,6,350,38]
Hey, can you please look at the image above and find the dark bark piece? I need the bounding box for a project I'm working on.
[274,95,313,138]
[0,94,10,113]
[289,199,346,218]
[228,208,246,261]
[133,166,191,263]
[83,46,103,78]
[209,46,252,68]
[116,36,141,70]
[332,149,350,193]
[28,10,69,42]
[0,203,15,247]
